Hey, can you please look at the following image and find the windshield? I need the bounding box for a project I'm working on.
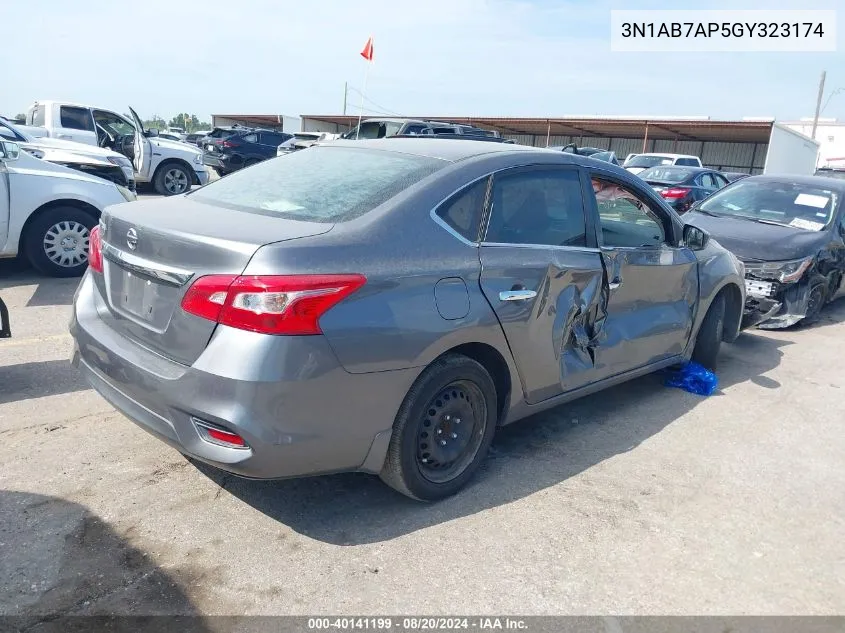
[626,155,674,168]
[342,121,405,139]
[191,146,446,223]
[639,166,693,183]
[698,179,840,231]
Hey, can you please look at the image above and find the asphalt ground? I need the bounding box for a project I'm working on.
[1,218,843,621]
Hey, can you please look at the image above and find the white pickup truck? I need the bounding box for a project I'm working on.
[26,101,208,195]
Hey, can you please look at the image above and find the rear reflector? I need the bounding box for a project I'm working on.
[180,274,366,335]
[192,418,248,448]
[660,187,692,199]
[88,225,103,273]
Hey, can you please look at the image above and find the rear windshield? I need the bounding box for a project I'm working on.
[626,155,673,168]
[698,179,840,231]
[191,146,446,222]
[638,166,694,183]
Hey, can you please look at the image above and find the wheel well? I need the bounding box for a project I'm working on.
[718,283,743,343]
[18,199,100,255]
[153,158,198,185]
[444,342,512,424]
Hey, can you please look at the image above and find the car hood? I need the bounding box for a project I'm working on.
[151,137,202,155]
[20,142,119,168]
[685,211,830,261]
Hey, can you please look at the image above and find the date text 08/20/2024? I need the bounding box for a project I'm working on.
[307,618,528,631]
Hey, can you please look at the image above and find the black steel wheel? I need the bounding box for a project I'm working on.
[380,354,498,501]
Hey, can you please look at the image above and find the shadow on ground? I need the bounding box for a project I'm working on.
[0,259,80,307]
[194,328,793,546]
[0,360,89,405]
[0,491,213,632]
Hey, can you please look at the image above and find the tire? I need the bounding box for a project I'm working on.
[691,293,725,371]
[153,162,192,196]
[24,207,97,278]
[801,282,826,326]
[380,354,498,501]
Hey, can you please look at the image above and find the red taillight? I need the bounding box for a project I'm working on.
[660,187,692,199]
[180,274,366,335]
[207,427,246,447]
[88,225,103,273]
[221,140,234,148]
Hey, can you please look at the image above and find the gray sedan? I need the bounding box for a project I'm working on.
[70,139,745,500]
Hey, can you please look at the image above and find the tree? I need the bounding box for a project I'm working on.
[166,113,210,133]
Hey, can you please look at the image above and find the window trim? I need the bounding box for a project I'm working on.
[479,164,597,250]
[585,168,682,249]
[430,174,492,246]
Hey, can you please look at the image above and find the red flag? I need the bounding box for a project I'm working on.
[360,36,374,62]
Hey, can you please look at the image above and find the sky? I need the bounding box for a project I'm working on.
[4,0,844,123]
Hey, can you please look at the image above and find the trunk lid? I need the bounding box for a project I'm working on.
[96,196,333,365]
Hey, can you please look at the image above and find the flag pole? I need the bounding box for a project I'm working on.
[355,36,373,140]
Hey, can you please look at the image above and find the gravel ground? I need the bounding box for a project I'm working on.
[1,250,843,620]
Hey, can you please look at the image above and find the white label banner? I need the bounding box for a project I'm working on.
[610,10,837,52]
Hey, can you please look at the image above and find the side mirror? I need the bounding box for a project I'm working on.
[146,128,159,138]
[0,141,20,161]
[683,224,710,250]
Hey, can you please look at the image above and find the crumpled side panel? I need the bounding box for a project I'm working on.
[551,271,605,390]
[758,278,813,329]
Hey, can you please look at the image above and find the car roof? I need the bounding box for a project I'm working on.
[640,165,711,173]
[742,174,845,192]
[326,138,641,172]
[636,153,699,159]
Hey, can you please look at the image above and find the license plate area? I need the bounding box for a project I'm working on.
[105,263,180,331]
[745,278,775,297]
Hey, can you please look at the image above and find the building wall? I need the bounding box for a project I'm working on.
[508,134,766,174]
[782,120,845,166]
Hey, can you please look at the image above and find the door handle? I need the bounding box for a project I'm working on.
[57,134,72,139]
[499,289,537,302]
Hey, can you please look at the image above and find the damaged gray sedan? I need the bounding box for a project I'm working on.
[685,175,845,329]
[70,139,745,501]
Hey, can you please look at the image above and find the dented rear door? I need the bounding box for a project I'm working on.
[478,165,606,404]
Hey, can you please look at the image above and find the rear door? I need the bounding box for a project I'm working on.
[128,107,152,178]
[586,172,698,377]
[478,165,607,404]
[56,106,98,145]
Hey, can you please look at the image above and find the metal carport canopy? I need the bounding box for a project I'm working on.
[299,115,775,144]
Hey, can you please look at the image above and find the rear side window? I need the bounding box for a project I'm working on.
[676,158,699,166]
[436,179,488,242]
[60,106,94,131]
[30,105,45,126]
[241,133,258,143]
[191,146,446,223]
[485,169,587,247]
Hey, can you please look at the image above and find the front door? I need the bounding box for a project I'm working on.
[128,107,152,179]
[0,144,10,248]
[478,165,606,404]
[586,173,698,377]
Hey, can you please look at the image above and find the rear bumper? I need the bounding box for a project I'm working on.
[69,273,416,479]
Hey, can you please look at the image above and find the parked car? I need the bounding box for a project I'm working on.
[70,138,744,501]
[0,139,135,277]
[550,144,620,165]
[340,118,500,140]
[685,175,845,328]
[26,101,208,195]
[723,172,751,182]
[624,153,639,165]
[637,166,729,214]
[625,153,703,175]
[202,129,292,174]
[277,132,339,156]
[814,167,845,180]
[157,132,187,143]
[0,118,136,191]
[185,131,210,146]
